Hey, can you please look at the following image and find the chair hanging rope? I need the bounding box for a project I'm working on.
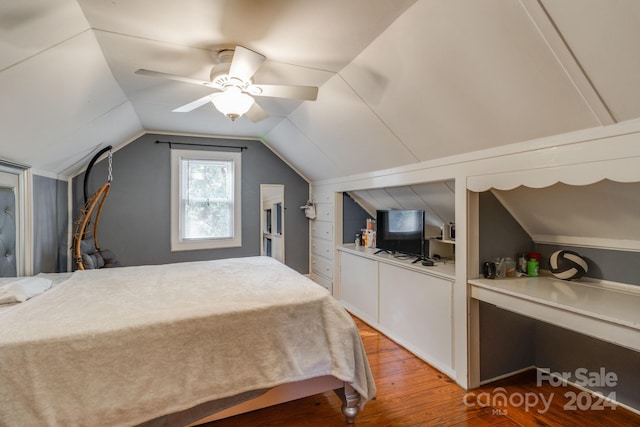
[83,145,113,203]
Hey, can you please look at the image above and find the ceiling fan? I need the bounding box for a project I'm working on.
[135,46,318,122]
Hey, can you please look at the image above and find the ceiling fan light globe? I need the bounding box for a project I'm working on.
[211,91,254,121]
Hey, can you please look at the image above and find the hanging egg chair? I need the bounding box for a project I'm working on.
[72,146,121,270]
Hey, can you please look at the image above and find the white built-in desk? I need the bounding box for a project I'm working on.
[468,276,640,353]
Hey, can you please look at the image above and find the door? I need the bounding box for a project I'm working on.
[0,172,18,277]
[260,184,285,262]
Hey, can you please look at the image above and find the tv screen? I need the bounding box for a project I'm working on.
[376,209,425,257]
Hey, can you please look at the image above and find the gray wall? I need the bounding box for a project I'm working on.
[342,192,371,244]
[33,175,68,273]
[478,191,533,275]
[478,189,639,410]
[479,302,536,380]
[535,243,640,286]
[72,134,310,274]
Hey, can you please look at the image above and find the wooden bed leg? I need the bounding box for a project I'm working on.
[334,383,360,424]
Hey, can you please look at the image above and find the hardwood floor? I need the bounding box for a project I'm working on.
[207,316,640,426]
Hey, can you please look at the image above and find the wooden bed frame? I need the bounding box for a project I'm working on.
[188,376,361,425]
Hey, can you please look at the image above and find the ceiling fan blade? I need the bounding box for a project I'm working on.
[228,46,266,82]
[245,101,269,123]
[172,94,215,113]
[135,69,221,89]
[251,84,318,101]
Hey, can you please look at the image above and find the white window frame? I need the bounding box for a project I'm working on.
[170,149,242,251]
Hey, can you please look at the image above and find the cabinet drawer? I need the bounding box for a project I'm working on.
[311,273,333,293]
[313,191,334,204]
[311,255,334,278]
[311,221,333,239]
[312,237,334,258]
[315,203,333,221]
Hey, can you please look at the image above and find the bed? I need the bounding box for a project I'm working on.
[0,256,376,426]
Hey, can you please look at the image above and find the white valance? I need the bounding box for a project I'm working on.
[467,155,640,192]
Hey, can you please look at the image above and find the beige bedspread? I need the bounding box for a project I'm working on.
[0,257,376,426]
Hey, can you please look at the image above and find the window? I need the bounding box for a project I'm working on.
[171,149,241,251]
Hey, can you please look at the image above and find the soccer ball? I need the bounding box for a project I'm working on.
[549,250,588,280]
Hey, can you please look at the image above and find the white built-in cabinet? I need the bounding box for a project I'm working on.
[337,246,455,377]
[309,190,335,292]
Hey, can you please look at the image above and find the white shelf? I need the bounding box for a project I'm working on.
[430,238,455,245]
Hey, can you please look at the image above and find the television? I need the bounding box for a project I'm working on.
[375,209,425,258]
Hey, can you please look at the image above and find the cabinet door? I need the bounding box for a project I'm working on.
[379,263,453,372]
[339,252,378,324]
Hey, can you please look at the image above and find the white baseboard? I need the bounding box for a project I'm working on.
[479,365,536,386]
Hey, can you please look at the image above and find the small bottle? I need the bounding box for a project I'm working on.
[355,234,361,246]
[518,254,527,273]
[495,257,506,279]
[504,257,516,277]
[527,258,539,277]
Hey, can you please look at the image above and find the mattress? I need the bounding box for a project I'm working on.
[0,257,375,426]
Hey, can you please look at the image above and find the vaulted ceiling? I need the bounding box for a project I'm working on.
[2,0,640,181]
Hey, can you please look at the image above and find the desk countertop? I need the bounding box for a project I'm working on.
[469,276,640,330]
